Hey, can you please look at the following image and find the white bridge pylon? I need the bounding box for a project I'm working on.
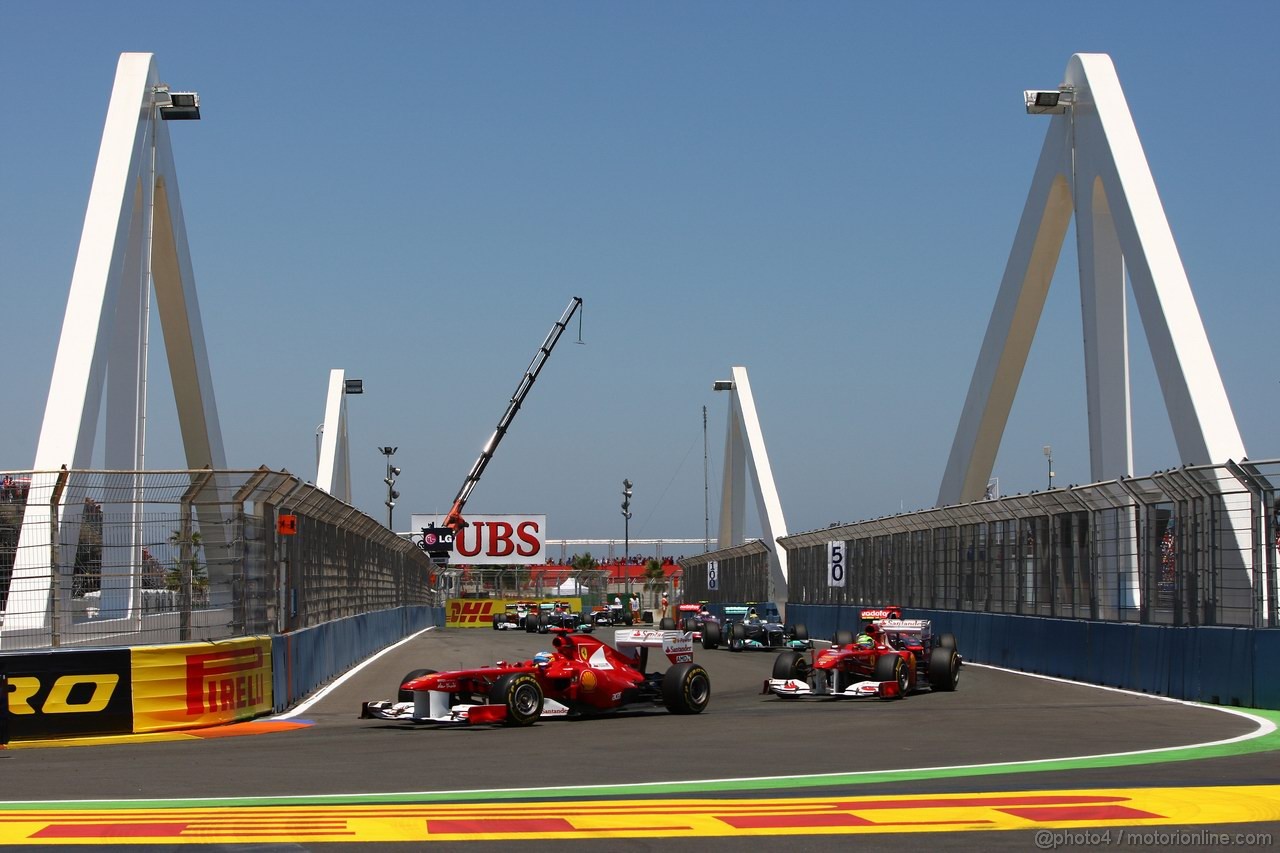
[4,53,226,635]
[716,366,789,604]
[938,53,1246,506]
[316,369,354,504]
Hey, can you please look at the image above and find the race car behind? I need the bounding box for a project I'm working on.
[702,605,810,652]
[763,608,959,700]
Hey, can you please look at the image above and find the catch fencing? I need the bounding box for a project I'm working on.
[680,460,1280,628]
[0,468,439,651]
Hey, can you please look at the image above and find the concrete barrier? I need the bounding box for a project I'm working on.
[271,605,443,712]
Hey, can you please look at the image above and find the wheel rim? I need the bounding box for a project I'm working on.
[514,683,539,716]
[687,673,709,706]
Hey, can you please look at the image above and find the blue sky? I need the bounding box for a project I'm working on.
[2,3,1277,544]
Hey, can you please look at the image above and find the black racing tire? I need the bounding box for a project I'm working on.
[661,662,711,714]
[683,617,697,632]
[833,629,855,648]
[397,668,435,703]
[729,622,747,652]
[659,617,676,630]
[791,623,809,642]
[489,672,544,726]
[624,615,634,626]
[928,647,960,692]
[492,615,502,630]
[873,654,908,698]
[525,614,539,633]
[772,650,805,680]
[936,632,958,652]
[701,621,721,649]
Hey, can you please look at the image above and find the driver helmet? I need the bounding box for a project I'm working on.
[533,651,554,667]
[855,632,875,647]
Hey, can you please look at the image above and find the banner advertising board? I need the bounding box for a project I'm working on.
[0,648,133,740]
[411,514,546,565]
[130,637,273,733]
[446,597,584,628]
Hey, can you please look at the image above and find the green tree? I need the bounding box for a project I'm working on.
[167,530,209,594]
[642,558,666,610]
[571,551,600,603]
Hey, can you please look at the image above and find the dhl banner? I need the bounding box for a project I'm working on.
[130,638,273,733]
[446,598,584,628]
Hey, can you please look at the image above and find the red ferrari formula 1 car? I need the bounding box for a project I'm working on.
[361,628,710,726]
[762,607,960,700]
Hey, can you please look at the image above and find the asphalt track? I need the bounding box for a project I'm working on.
[1,626,1278,851]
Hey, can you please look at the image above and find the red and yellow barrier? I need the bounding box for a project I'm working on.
[131,638,272,733]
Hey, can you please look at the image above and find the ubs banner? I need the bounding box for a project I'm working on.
[411,514,546,565]
[0,648,133,740]
[130,638,273,733]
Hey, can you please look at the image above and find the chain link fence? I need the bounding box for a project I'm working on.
[0,468,438,650]
[679,460,1280,628]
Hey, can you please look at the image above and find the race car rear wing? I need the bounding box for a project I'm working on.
[613,628,695,669]
[869,618,932,647]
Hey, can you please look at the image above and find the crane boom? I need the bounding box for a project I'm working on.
[441,296,583,533]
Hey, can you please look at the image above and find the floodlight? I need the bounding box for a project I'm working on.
[712,380,735,391]
[159,90,201,121]
[1024,88,1073,115]
[344,379,364,394]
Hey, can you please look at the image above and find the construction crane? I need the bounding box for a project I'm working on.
[420,296,583,566]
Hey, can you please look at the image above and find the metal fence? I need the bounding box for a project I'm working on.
[677,540,772,604]
[0,468,438,650]
[678,460,1280,628]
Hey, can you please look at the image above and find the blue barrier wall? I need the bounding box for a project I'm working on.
[271,605,444,712]
[785,604,1278,711]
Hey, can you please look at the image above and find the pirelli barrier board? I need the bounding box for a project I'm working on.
[1,637,273,742]
[447,597,585,628]
[131,638,273,733]
[0,648,134,740]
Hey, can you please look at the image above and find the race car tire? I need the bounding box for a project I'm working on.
[936,632,958,652]
[729,622,747,652]
[397,669,435,703]
[492,615,502,630]
[683,617,697,632]
[772,650,805,680]
[660,617,676,630]
[928,647,960,691]
[833,629,855,648]
[525,615,538,633]
[701,621,721,649]
[624,615,634,626]
[490,673,543,726]
[873,654,908,698]
[791,623,809,642]
[661,662,711,715]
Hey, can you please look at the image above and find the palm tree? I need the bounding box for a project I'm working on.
[642,558,666,611]
[571,551,600,603]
